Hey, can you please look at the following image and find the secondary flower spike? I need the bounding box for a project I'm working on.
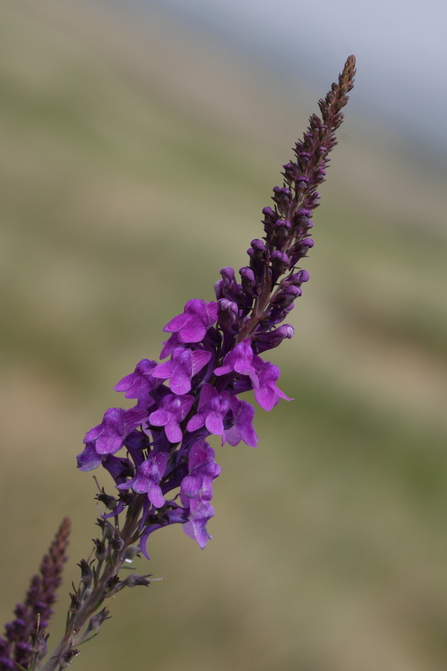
[0,519,70,671]
[77,55,356,556]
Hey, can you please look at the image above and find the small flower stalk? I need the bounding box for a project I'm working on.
[4,57,355,670]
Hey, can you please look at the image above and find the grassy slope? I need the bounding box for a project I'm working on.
[1,1,447,670]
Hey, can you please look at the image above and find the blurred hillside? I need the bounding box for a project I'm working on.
[1,1,447,670]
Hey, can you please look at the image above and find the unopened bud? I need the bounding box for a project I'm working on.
[93,538,108,562]
[239,266,256,297]
[96,491,118,510]
[78,559,93,586]
[122,574,153,588]
[86,608,111,634]
[218,299,238,331]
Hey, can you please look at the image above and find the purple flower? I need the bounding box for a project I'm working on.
[179,440,221,548]
[213,339,256,379]
[182,498,215,549]
[152,347,211,395]
[117,453,169,508]
[114,359,158,399]
[76,442,103,471]
[180,440,221,504]
[84,399,152,456]
[149,393,194,443]
[251,356,292,411]
[76,446,136,483]
[186,384,230,437]
[159,332,183,359]
[222,396,258,447]
[162,299,218,343]
[213,340,290,412]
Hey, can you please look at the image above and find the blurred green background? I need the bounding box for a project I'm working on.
[1,1,447,670]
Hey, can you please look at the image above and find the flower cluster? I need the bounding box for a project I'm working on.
[76,301,288,554]
[77,55,356,558]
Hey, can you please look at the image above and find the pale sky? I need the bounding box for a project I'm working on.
[139,0,447,159]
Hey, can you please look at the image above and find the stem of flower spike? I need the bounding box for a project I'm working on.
[40,497,148,671]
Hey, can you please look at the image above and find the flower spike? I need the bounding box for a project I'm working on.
[76,56,355,556]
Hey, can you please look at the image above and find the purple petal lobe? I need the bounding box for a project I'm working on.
[191,349,212,375]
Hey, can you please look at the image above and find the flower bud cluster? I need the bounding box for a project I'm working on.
[76,56,356,558]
